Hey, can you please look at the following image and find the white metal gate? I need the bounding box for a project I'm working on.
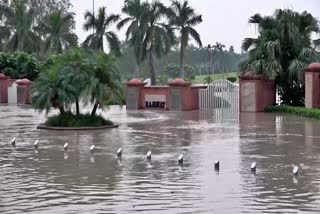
[199,80,239,112]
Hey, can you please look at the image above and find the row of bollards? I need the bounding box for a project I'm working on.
[9,138,300,175]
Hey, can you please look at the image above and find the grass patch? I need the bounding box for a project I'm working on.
[265,105,320,119]
[45,112,113,127]
[192,72,238,84]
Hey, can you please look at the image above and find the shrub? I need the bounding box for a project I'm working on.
[0,52,40,80]
[204,75,213,84]
[45,112,113,127]
[227,77,237,83]
[3,67,17,79]
[265,105,320,119]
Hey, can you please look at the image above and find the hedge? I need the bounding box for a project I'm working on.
[0,52,40,81]
[45,112,113,127]
[265,105,320,119]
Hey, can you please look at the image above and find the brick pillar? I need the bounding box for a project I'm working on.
[0,73,9,103]
[305,63,320,109]
[125,79,147,110]
[240,72,276,112]
[16,79,32,105]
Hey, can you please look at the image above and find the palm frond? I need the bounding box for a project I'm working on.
[105,31,121,57]
[242,38,258,51]
[186,26,202,47]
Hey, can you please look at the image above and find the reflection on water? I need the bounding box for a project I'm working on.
[1,105,320,213]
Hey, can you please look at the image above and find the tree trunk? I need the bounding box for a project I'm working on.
[75,98,80,116]
[59,106,65,115]
[148,50,156,85]
[179,41,185,79]
[91,102,99,117]
[135,63,141,78]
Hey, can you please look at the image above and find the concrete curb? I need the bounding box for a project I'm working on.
[37,123,119,131]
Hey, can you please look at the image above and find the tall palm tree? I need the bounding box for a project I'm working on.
[212,42,226,74]
[38,10,78,54]
[241,9,319,105]
[137,1,175,85]
[0,0,40,53]
[83,7,121,56]
[168,0,202,78]
[117,0,148,77]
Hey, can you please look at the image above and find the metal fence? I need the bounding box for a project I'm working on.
[199,80,239,113]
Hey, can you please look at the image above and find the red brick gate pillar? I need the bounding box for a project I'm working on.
[0,73,9,103]
[305,63,320,109]
[240,72,276,112]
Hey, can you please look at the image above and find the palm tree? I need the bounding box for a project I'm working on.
[137,1,175,85]
[83,7,121,56]
[117,0,148,77]
[0,0,40,53]
[55,49,89,116]
[84,51,124,116]
[168,0,202,78]
[241,9,319,105]
[32,64,76,115]
[38,10,78,54]
[212,42,226,75]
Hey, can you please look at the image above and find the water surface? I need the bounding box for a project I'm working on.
[1,105,320,213]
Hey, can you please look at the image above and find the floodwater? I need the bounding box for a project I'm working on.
[1,105,320,213]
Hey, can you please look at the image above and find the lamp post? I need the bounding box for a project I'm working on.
[93,0,95,34]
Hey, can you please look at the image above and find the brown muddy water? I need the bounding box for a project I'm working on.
[1,105,320,213]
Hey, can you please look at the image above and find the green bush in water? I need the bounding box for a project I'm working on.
[45,112,113,127]
[265,106,320,119]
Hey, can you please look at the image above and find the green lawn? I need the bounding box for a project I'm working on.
[192,72,239,84]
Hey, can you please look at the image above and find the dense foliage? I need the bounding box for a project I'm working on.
[265,106,320,120]
[241,9,319,106]
[0,52,40,80]
[0,0,76,54]
[32,49,124,120]
[119,44,246,81]
[45,112,113,127]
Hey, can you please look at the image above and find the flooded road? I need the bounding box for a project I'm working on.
[1,105,320,213]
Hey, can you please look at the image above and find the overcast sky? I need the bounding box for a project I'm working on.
[70,0,320,52]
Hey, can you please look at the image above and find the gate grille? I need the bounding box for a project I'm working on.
[199,80,239,112]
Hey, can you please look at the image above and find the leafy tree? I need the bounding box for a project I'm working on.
[28,0,73,24]
[164,63,196,79]
[241,9,319,106]
[168,0,202,78]
[0,0,40,53]
[83,7,121,56]
[38,10,78,54]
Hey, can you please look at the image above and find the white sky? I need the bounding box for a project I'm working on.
[70,0,320,52]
